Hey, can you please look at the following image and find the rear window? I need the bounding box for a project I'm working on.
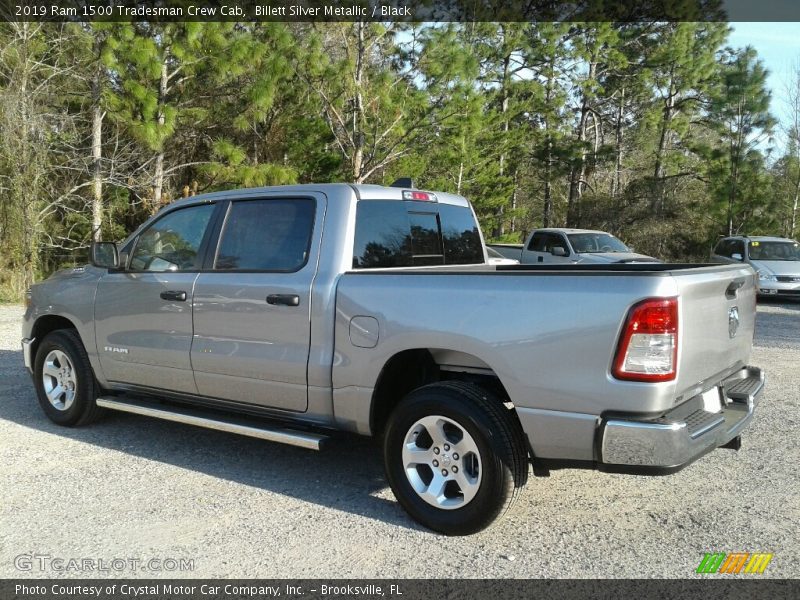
[353,201,483,269]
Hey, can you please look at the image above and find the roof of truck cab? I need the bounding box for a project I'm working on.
[160,183,470,209]
[722,235,798,243]
[535,228,609,235]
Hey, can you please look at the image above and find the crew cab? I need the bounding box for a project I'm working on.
[489,228,658,264]
[22,183,763,535]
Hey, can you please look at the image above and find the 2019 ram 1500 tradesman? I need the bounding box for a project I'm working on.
[22,183,764,535]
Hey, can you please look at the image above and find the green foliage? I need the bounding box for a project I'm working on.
[0,21,795,291]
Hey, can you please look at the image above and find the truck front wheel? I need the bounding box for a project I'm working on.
[383,381,528,535]
[34,329,104,426]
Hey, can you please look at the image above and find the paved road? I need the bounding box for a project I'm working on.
[1,302,797,579]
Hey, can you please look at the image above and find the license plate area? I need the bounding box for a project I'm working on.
[701,386,723,413]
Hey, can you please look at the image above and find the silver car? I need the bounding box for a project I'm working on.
[712,235,800,299]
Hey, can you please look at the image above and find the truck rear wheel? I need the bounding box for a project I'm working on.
[383,381,528,535]
[34,329,104,426]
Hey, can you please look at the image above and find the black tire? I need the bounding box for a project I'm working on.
[383,381,528,535]
[33,329,105,426]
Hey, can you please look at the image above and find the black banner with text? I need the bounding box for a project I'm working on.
[3,579,800,600]
[1,0,800,23]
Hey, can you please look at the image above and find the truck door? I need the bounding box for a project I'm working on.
[713,239,746,264]
[190,194,325,412]
[94,202,218,394]
[521,232,573,264]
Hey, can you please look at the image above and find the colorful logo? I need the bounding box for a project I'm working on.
[696,552,773,574]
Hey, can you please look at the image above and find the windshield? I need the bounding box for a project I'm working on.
[749,240,800,261]
[567,233,629,254]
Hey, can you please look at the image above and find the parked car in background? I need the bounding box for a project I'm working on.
[489,228,659,265]
[712,235,800,299]
[486,246,519,266]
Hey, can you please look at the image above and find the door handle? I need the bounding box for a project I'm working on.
[726,279,745,300]
[160,290,187,302]
[267,294,300,307]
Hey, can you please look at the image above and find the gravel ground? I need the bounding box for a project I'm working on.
[0,301,797,579]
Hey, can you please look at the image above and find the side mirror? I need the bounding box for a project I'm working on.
[90,242,119,269]
[731,253,743,261]
[551,246,567,257]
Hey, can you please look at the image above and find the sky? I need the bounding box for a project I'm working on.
[728,22,800,149]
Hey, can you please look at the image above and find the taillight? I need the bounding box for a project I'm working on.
[612,297,678,382]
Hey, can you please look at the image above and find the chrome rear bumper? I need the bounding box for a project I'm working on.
[22,337,35,373]
[600,366,764,470]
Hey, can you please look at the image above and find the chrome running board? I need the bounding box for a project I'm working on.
[96,396,327,450]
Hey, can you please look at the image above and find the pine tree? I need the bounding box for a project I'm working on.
[297,21,435,183]
[103,23,238,210]
[524,22,573,228]
[644,22,728,214]
[708,47,775,235]
[199,23,299,189]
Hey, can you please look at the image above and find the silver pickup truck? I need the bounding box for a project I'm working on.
[22,183,764,535]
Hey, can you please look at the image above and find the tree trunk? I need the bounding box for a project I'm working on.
[791,169,799,238]
[352,21,366,183]
[493,39,511,238]
[153,152,165,211]
[542,74,554,228]
[153,60,168,209]
[567,61,596,227]
[543,139,553,228]
[653,77,675,214]
[510,168,518,233]
[612,87,625,198]
[91,57,104,241]
[728,161,740,236]
[19,23,36,291]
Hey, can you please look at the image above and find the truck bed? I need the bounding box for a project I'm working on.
[332,262,757,458]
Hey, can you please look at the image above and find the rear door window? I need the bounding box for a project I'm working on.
[528,232,568,255]
[353,201,482,269]
[528,233,546,251]
[214,198,315,272]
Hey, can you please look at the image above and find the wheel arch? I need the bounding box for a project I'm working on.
[369,347,525,444]
[30,314,81,361]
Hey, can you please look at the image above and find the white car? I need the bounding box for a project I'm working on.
[489,228,659,265]
[712,235,800,299]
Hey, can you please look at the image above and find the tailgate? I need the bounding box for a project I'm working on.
[673,264,757,397]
